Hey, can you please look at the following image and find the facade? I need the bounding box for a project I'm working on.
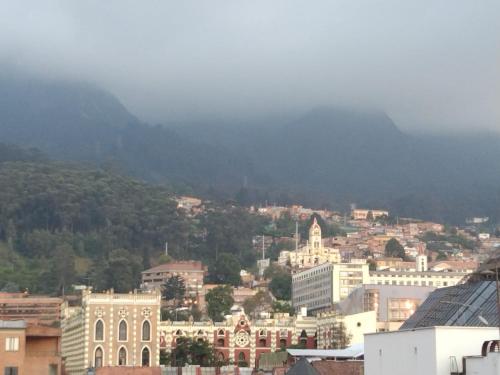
[0,320,62,375]
[351,209,389,220]
[292,261,370,313]
[159,308,318,369]
[141,261,207,297]
[61,289,161,375]
[338,284,435,331]
[316,310,376,347]
[278,218,341,269]
[0,293,63,326]
[364,326,498,375]
[369,270,466,288]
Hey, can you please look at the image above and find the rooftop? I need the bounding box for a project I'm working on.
[142,260,207,274]
[400,281,498,329]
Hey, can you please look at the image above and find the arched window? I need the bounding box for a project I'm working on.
[217,338,225,347]
[94,347,103,368]
[238,352,247,367]
[142,321,151,341]
[218,329,225,336]
[119,320,127,341]
[141,347,150,367]
[118,347,127,366]
[95,320,104,341]
[259,338,266,347]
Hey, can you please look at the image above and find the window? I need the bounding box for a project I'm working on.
[94,347,103,368]
[141,347,150,367]
[118,347,127,366]
[217,338,225,346]
[95,320,104,341]
[118,320,127,341]
[259,338,266,347]
[238,352,247,366]
[5,337,19,351]
[142,321,151,341]
[4,368,18,375]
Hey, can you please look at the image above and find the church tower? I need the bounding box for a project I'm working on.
[309,217,322,250]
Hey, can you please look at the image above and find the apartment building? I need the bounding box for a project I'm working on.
[0,320,62,375]
[141,261,207,297]
[292,261,370,313]
[0,293,63,326]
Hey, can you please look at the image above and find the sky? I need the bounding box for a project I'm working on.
[0,0,499,132]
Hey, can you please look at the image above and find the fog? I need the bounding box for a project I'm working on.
[1,0,499,132]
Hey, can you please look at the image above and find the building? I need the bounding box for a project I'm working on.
[338,284,435,331]
[159,307,318,369]
[401,280,499,329]
[369,268,467,288]
[292,261,370,313]
[316,310,376,348]
[61,288,161,375]
[0,293,63,326]
[364,326,498,375]
[351,209,389,221]
[141,261,207,298]
[278,218,341,269]
[0,320,62,375]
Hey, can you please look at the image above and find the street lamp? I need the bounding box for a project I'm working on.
[479,263,500,340]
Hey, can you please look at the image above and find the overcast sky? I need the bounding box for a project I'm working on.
[0,1,499,132]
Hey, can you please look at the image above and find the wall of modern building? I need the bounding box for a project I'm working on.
[364,326,498,375]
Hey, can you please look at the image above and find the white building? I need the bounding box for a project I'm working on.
[278,218,341,269]
[364,326,498,375]
[292,260,370,313]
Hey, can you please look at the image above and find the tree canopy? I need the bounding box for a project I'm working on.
[205,285,234,322]
[384,238,405,258]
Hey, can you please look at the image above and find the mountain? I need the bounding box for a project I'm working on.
[0,74,254,190]
[1,74,500,223]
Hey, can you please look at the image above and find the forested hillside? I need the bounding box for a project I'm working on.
[0,144,272,295]
[2,74,500,223]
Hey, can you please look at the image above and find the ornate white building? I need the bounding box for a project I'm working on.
[61,288,161,375]
[278,218,341,269]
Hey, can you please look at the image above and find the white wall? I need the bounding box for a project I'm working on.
[434,327,498,374]
[365,327,437,375]
[343,311,376,344]
[465,352,499,375]
[364,326,498,375]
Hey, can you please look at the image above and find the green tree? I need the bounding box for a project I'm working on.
[162,275,186,307]
[170,337,223,367]
[385,238,405,258]
[209,253,241,286]
[206,285,234,322]
[436,251,448,261]
[269,272,292,300]
[272,301,295,315]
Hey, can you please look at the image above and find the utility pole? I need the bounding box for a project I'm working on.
[295,221,299,251]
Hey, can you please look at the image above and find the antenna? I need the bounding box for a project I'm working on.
[262,235,265,260]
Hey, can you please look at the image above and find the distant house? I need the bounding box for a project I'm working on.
[141,261,207,297]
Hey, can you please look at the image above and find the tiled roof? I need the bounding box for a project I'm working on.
[400,281,498,329]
